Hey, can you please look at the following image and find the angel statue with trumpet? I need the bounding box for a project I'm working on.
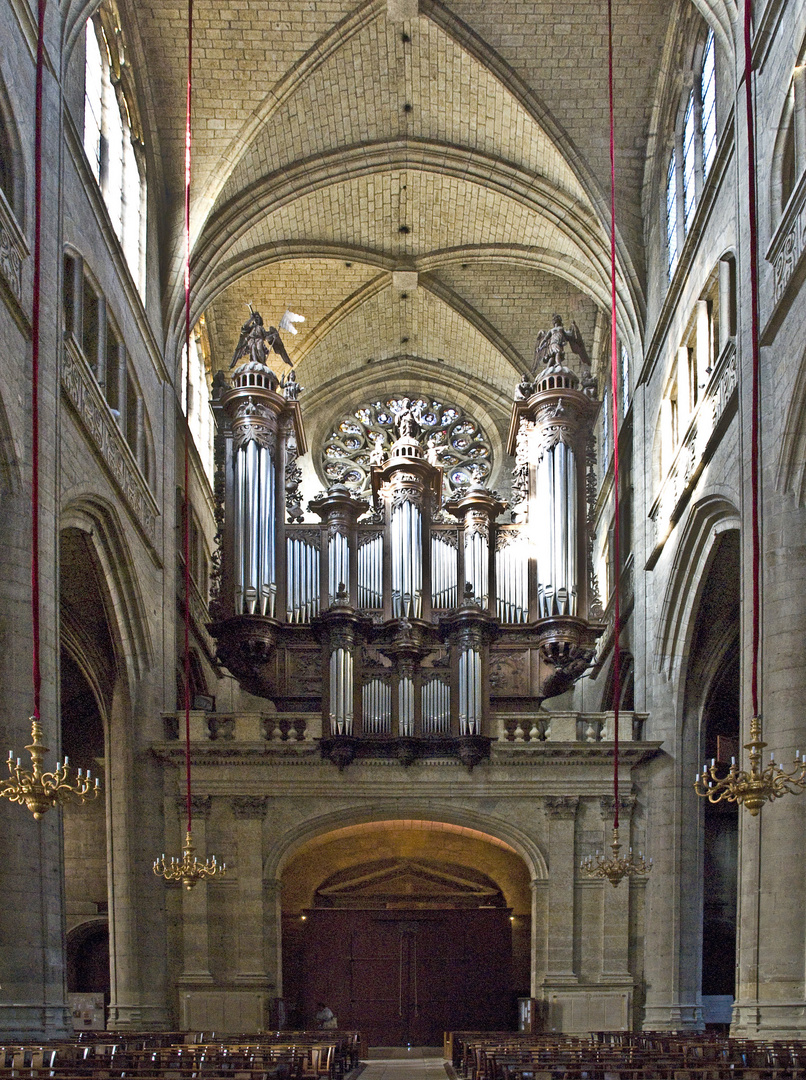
[532,313,590,374]
[230,304,305,370]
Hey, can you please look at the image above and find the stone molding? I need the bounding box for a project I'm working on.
[61,336,160,555]
[646,340,737,567]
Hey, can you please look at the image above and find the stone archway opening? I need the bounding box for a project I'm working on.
[280,820,532,1046]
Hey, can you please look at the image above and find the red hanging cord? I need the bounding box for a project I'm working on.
[743,0,761,721]
[31,0,47,724]
[607,0,621,830]
[183,0,194,836]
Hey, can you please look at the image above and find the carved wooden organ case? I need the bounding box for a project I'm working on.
[209,358,604,767]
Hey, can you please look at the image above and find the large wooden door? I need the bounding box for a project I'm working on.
[301,909,512,1046]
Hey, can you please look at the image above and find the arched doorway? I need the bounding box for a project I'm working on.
[281,820,531,1045]
[681,529,739,1029]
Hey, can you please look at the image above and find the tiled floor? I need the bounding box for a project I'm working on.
[353,1049,449,1080]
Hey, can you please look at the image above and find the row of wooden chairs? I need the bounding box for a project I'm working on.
[0,1032,362,1080]
[448,1031,806,1080]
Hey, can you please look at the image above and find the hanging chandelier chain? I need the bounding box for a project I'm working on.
[582,0,649,883]
[154,0,224,887]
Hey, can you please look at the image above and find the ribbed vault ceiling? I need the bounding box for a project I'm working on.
[117,0,699,433]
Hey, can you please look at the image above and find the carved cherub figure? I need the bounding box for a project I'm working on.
[533,313,590,373]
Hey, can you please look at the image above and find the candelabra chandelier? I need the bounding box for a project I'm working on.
[154,831,225,891]
[0,718,100,819]
[581,827,652,888]
[694,716,806,816]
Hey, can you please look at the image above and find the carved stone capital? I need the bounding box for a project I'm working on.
[544,795,579,820]
[599,794,636,821]
[176,794,212,820]
[232,795,268,820]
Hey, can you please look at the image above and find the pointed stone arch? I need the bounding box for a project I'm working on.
[60,496,153,684]
[654,492,740,677]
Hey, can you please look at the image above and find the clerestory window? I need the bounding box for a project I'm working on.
[665,28,717,280]
[83,12,146,296]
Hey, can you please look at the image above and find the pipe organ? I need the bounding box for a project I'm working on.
[210,328,604,768]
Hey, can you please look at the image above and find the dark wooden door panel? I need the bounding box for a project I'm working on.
[299,909,512,1045]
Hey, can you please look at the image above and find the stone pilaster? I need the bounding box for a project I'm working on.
[232,797,269,982]
[599,797,635,981]
[543,796,579,984]
[178,796,213,983]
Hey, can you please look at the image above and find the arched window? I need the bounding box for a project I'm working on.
[621,344,631,416]
[701,31,717,179]
[774,64,806,217]
[665,26,717,278]
[63,250,153,488]
[682,92,696,230]
[83,11,146,296]
[666,150,678,277]
[181,324,215,485]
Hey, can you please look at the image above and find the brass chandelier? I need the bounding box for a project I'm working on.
[0,719,99,819]
[581,827,652,888]
[694,716,806,816]
[154,831,224,890]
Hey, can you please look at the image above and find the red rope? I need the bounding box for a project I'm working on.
[183,0,194,835]
[743,0,761,720]
[607,0,621,830]
[31,0,47,723]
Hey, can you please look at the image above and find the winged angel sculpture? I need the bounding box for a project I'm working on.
[230,305,305,369]
[532,313,590,374]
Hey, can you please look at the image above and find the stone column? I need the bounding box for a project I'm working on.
[531,878,549,997]
[232,797,268,981]
[542,796,579,984]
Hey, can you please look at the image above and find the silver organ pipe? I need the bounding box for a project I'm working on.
[358,533,383,609]
[430,533,452,610]
[286,534,320,623]
[535,441,578,618]
[465,527,489,607]
[234,442,277,616]
[391,501,423,618]
[495,531,529,624]
[398,671,414,736]
[329,646,353,735]
[362,679,391,734]
[328,529,349,604]
[422,678,450,734]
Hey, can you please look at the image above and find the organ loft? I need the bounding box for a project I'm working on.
[209,313,608,770]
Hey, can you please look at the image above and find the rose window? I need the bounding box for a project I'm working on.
[321,396,493,495]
